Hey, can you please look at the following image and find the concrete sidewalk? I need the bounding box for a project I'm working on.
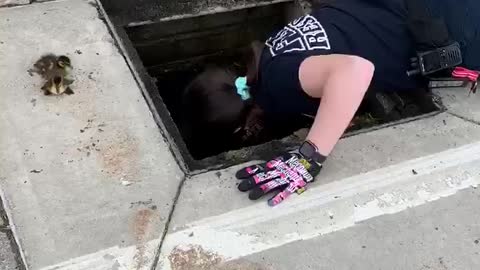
[0,0,183,269]
[0,0,479,270]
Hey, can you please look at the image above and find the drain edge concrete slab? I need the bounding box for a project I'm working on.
[170,113,480,226]
[157,113,480,269]
[433,87,480,123]
[0,0,183,269]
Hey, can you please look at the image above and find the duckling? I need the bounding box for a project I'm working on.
[56,55,73,81]
[31,54,57,76]
[41,75,74,96]
[31,54,74,95]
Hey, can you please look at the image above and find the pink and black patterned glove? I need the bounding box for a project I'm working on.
[235,152,322,206]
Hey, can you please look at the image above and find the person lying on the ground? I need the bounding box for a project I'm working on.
[183,0,480,206]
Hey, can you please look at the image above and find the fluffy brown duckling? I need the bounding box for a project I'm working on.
[31,54,74,95]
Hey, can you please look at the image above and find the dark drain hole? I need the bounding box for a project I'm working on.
[156,57,440,160]
[123,2,441,168]
[151,50,316,159]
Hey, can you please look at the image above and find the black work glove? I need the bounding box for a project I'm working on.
[235,150,323,206]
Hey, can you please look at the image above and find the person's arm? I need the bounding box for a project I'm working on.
[299,54,375,156]
[234,54,374,206]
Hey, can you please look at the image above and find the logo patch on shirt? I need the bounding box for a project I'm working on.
[265,15,331,57]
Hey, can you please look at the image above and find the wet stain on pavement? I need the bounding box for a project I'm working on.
[168,245,269,270]
[132,209,154,269]
[100,132,139,181]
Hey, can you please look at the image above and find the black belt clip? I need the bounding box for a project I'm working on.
[407,42,462,77]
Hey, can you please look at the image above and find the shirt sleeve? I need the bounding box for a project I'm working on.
[256,53,321,117]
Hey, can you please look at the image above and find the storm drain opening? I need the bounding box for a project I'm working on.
[113,1,443,171]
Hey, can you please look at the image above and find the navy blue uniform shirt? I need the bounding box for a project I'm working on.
[423,0,480,70]
[255,0,420,118]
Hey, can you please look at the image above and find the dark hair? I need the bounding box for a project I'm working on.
[183,67,246,131]
[245,41,264,87]
[181,42,266,157]
[181,67,249,157]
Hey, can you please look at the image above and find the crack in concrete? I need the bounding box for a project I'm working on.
[150,175,188,270]
[90,7,193,268]
[446,111,480,126]
[94,0,190,175]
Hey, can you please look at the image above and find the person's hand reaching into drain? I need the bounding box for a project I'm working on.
[232,52,375,206]
[235,141,325,206]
